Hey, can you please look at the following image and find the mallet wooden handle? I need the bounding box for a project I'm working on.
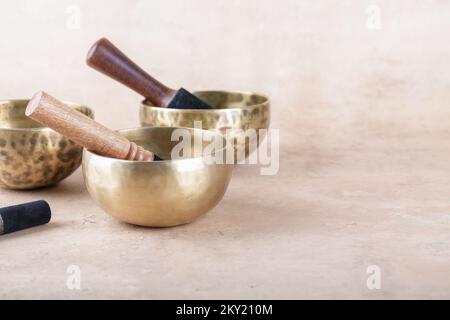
[26,91,154,161]
[86,38,176,107]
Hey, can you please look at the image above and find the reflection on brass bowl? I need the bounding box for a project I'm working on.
[140,90,270,162]
[82,126,233,227]
[0,99,93,189]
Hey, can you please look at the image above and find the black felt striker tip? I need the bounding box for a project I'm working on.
[167,88,212,110]
[0,200,51,235]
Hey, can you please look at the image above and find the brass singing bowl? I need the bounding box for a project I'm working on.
[82,126,233,227]
[140,90,270,162]
[0,99,93,189]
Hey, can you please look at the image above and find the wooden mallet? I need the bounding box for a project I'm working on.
[86,38,212,109]
[26,91,154,161]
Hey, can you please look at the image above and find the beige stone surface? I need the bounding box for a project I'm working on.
[1,0,450,299]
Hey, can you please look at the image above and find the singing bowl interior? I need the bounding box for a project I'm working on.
[0,99,93,189]
[82,126,233,227]
[139,90,270,161]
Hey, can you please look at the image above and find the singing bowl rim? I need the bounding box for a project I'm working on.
[140,89,269,112]
[0,99,94,132]
[83,126,229,163]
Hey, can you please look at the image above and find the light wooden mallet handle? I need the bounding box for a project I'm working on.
[26,91,154,161]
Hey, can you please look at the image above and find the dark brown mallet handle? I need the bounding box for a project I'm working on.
[87,38,176,107]
[26,91,154,161]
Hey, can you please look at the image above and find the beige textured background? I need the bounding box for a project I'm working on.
[1,0,450,299]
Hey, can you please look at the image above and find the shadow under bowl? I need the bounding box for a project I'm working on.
[82,126,233,227]
[140,90,270,162]
[0,99,93,190]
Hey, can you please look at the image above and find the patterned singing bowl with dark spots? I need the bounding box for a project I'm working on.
[0,99,93,189]
[139,91,270,162]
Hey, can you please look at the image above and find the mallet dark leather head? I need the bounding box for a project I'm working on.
[0,200,51,235]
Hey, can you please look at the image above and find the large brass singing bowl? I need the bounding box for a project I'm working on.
[82,127,233,227]
[140,90,270,162]
[0,99,93,189]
